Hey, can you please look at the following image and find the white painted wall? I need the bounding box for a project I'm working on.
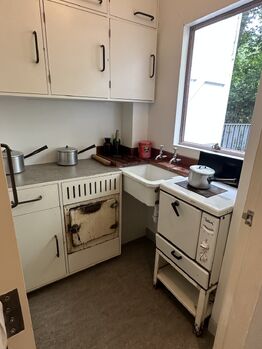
[121,103,149,148]
[0,96,122,164]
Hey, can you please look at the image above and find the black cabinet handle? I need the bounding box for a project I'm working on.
[171,251,182,260]
[171,200,180,217]
[1,143,19,209]
[54,235,60,258]
[134,11,155,21]
[100,45,105,72]
[33,31,40,64]
[19,195,43,205]
[150,54,156,78]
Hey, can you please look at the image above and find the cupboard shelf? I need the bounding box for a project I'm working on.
[157,265,199,316]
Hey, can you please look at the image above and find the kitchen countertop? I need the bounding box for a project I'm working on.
[7,159,121,188]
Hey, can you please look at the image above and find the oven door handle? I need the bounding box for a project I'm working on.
[171,200,180,217]
[171,250,182,260]
[1,143,19,208]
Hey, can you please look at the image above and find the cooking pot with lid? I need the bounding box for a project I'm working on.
[57,144,96,166]
[2,145,48,175]
[188,165,237,189]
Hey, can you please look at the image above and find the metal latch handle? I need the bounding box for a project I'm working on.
[242,210,254,227]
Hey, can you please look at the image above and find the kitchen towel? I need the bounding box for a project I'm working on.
[0,302,7,349]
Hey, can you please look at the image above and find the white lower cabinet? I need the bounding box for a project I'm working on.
[110,19,157,101]
[14,207,66,292]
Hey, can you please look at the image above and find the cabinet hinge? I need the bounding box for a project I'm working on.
[43,11,46,23]
[109,80,111,88]
[48,73,51,85]
[109,28,111,38]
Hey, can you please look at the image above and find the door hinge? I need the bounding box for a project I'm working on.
[109,80,111,88]
[48,72,51,85]
[109,28,111,38]
[242,210,254,227]
[43,11,46,23]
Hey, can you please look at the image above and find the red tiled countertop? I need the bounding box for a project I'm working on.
[96,146,197,177]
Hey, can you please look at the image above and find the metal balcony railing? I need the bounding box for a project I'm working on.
[221,123,251,152]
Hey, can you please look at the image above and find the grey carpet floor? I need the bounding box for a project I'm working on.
[28,238,214,349]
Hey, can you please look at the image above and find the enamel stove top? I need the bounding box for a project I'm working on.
[160,176,237,217]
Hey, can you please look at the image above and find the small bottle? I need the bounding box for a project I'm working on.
[113,129,121,156]
[103,137,112,156]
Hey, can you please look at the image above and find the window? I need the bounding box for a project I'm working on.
[180,1,262,155]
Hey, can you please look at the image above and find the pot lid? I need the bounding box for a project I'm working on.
[2,149,23,158]
[190,165,215,176]
[57,145,77,153]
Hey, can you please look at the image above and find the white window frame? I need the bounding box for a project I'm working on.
[176,0,262,159]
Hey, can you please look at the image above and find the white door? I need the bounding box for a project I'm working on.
[110,19,157,101]
[45,1,109,98]
[158,191,202,259]
[0,0,48,94]
[0,149,36,348]
[110,0,158,28]
[14,208,67,292]
[59,0,108,13]
[213,82,262,348]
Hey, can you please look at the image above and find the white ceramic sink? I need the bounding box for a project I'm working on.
[121,164,177,206]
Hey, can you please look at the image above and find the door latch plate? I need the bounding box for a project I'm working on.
[242,210,254,227]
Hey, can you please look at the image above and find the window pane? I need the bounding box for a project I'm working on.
[183,5,262,153]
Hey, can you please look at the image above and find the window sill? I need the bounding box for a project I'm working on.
[177,143,244,161]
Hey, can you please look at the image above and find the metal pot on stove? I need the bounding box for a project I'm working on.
[188,165,237,189]
[57,144,96,166]
[2,145,48,175]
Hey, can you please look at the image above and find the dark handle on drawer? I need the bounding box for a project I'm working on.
[19,195,43,205]
[33,31,40,64]
[134,11,155,21]
[100,45,105,72]
[1,143,19,209]
[150,54,156,78]
[171,200,180,217]
[171,250,182,260]
[54,235,60,258]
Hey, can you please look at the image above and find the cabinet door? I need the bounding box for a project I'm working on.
[14,208,66,291]
[45,1,109,98]
[110,0,158,28]
[0,0,48,94]
[158,191,202,259]
[110,19,157,101]
[60,0,108,14]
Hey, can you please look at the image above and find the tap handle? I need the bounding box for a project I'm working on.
[159,145,164,152]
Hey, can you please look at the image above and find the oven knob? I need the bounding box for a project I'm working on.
[200,240,209,250]
[200,252,208,262]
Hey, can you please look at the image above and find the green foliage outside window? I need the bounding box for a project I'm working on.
[225,6,262,124]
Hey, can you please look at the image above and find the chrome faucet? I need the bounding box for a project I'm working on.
[169,146,181,164]
[155,145,167,160]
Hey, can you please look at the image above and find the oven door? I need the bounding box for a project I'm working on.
[158,191,202,259]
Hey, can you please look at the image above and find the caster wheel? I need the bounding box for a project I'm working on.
[193,324,204,337]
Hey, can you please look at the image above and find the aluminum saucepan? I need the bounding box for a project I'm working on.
[57,144,96,166]
[2,145,48,175]
[188,165,237,189]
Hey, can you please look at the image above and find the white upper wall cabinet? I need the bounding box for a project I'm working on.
[44,1,109,98]
[58,0,108,13]
[110,0,158,28]
[0,0,48,94]
[110,19,157,101]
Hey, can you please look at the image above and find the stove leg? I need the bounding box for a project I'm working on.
[194,288,209,336]
[153,251,160,286]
